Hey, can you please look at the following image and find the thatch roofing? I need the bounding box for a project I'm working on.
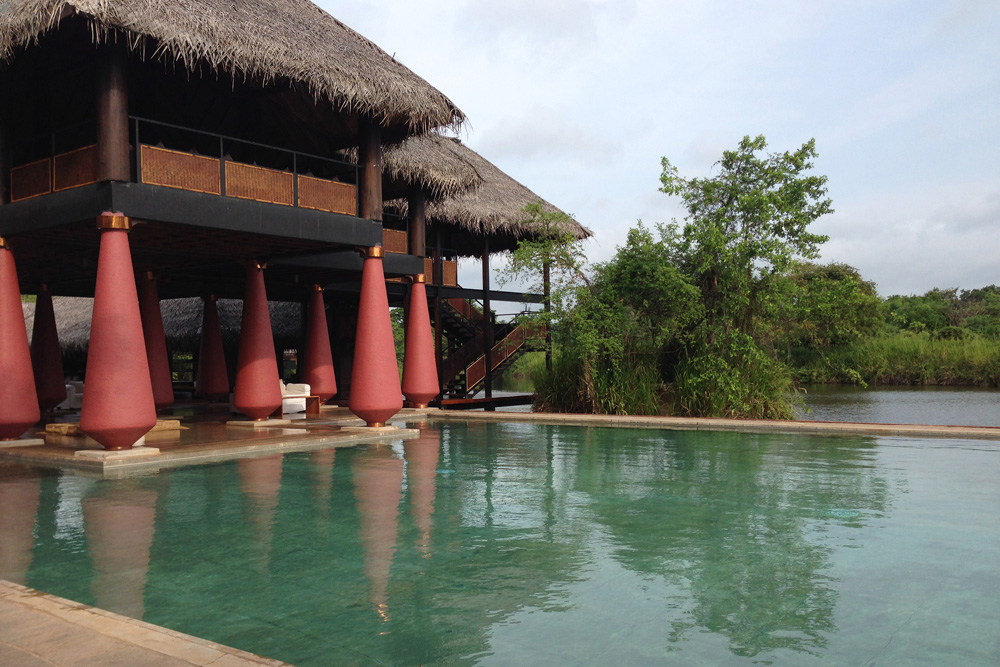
[389,136,592,242]
[0,0,464,133]
[347,133,483,200]
[23,297,303,351]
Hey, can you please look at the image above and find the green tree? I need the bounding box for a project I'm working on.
[775,262,881,357]
[498,202,590,369]
[659,135,834,418]
[534,223,700,414]
[660,135,832,337]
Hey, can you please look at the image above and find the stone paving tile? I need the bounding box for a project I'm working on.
[0,582,294,667]
[0,641,56,666]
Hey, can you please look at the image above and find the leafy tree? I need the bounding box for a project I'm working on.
[535,223,700,414]
[498,202,590,368]
[658,135,834,417]
[775,262,880,357]
[660,135,832,339]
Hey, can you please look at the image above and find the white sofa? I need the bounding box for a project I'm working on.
[280,382,311,414]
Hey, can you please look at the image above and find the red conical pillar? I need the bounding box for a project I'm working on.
[196,294,230,401]
[303,285,337,403]
[0,238,40,440]
[80,213,156,450]
[138,272,174,411]
[79,214,157,450]
[233,262,282,420]
[401,275,439,408]
[349,247,402,427]
[31,284,67,412]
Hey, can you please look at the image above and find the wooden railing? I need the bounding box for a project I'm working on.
[464,325,528,389]
[10,145,99,202]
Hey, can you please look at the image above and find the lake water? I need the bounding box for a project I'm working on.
[493,378,1000,427]
[797,385,1000,427]
[2,421,998,665]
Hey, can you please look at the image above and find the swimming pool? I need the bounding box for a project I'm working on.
[2,420,998,664]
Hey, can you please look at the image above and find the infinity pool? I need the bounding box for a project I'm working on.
[1,421,998,665]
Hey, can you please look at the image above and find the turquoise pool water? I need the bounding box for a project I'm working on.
[2,422,999,665]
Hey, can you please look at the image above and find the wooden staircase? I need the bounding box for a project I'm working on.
[438,298,536,398]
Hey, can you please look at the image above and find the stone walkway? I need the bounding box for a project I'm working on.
[0,581,291,666]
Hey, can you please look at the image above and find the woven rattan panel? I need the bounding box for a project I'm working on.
[226,162,294,206]
[423,258,434,283]
[141,145,221,195]
[11,159,51,202]
[442,260,458,286]
[382,228,408,254]
[297,175,356,214]
[53,145,98,192]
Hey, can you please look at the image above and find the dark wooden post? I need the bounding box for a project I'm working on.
[358,118,383,222]
[96,47,130,183]
[407,189,427,257]
[482,237,494,410]
[543,260,552,372]
[434,225,443,396]
[0,103,9,205]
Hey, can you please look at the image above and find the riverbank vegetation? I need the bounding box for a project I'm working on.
[501,135,1000,419]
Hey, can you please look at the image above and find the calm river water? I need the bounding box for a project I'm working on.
[797,385,1000,427]
[493,379,1000,427]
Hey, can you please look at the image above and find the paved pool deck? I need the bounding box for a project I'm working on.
[435,409,1000,441]
[0,580,292,666]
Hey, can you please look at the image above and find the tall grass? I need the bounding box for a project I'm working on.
[533,351,664,415]
[799,334,1000,386]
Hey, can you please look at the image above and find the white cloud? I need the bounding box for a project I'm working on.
[317,0,1000,294]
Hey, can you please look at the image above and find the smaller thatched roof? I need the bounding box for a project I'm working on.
[388,136,592,241]
[0,0,464,133]
[347,133,483,200]
[23,297,303,352]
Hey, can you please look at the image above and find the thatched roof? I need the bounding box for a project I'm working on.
[23,297,303,352]
[389,136,592,241]
[0,0,464,133]
[346,133,483,200]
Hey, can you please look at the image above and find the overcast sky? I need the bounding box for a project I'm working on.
[324,0,999,297]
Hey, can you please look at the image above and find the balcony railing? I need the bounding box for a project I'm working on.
[7,117,360,217]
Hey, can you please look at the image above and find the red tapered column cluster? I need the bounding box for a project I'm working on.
[233,263,282,420]
[0,239,40,440]
[401,275,439,408]
[304,285,337,402]
[349,247,402,427]
[138,272,174,410]
[30,284,67,412]
[79,214,157,450]
[196,295,230,401]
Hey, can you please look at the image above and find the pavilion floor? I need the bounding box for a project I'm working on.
[0,403,430,478]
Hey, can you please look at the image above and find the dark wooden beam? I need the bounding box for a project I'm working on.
[96,46,130,182]
[482,237,494,408]
[0,93,9,206]
[358,118,382,221]
[407,189,427,257]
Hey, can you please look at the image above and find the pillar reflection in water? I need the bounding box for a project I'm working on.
[0,473,42,584]
[238,454,284,574]
[310,449,336,521]
[403,424,440,557]
[353,445,404,621]
[82,483,159,620]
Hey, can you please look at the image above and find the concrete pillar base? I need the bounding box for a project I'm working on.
[75,447,160,460]
[226,419,293,429]
[0,438,45,448]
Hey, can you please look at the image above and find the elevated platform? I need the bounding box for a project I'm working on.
[0,404,434,478]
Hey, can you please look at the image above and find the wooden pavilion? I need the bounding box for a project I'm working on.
[0,0,466,447]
